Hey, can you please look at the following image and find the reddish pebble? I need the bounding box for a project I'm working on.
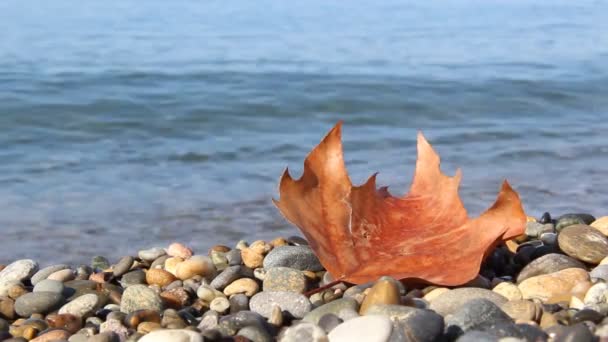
[167,243,193,259]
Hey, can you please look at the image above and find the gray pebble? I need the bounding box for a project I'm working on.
[445,299,512,337]
[226,249,243,266]
[553,323,594,342]
[120,284,163,314]
[87,332,120,342]
[365,304,444,342]
[303,298,358,324]
[31,264,70,285]
[279,322,327,342]
[263,246,323,271]
[250,291,312,319]
[14,291,65,317]
[33,279,65,294]
[229,293,250,313]
[210,265,244,290]
[138,247,166,262]
[112,256,134,277]
[119,269,146,288]
[237,325,272,342]
[591,265,608,282]
[428,288,507,316]
[318,313,342,333]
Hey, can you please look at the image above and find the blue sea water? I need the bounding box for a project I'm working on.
[1,0,607,264]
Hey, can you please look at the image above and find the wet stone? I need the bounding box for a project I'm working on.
[263,246,323,271]
[558,224,608,264]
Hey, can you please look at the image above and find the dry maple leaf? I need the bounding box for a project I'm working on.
[273,122,526,286]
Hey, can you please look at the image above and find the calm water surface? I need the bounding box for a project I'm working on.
[1,0,607,264]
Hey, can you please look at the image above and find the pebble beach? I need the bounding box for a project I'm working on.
[2,213,608,341]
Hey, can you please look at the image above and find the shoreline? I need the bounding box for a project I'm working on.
[0,212,607,341]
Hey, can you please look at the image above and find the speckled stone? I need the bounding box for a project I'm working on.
[590,265,608,282]
[516,253,586,283]
[583,282,608,305]
[499,300,541,321]
[518,268,589,302]
[250,291,312,319]
[444,299,514,339]
[263,246,323,271]
[120,285,163,314]
[328,315,392,342]
[0,259,38,283]
[428,287,507,316]
[263,267,307,293]
[59,293,100,318]
[558,224,608,264]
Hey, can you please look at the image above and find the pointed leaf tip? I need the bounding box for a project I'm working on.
[274,122,526,286]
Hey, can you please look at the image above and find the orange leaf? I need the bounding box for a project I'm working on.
[273,122,526,286]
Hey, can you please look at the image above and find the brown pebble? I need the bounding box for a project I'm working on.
[160,287,191,309]
[30,328,70,342]
[137,321,162,334]
[89,272,112,283]
[270,237,288,247]
[0,296,16,320]
[8,284,28,300]
[241,248,264,269]
[10,324,38,339]
[146,269,177,287]
[540,311,559,329]
[224,278,260,297]
[359,279,400,315]
[125,309,161,328]
[209,245,231,254]
[0,265,5,272]
[164,256,184,276]
[249,240,272,255]
[46,313,82,333]
[175,256,216,281]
